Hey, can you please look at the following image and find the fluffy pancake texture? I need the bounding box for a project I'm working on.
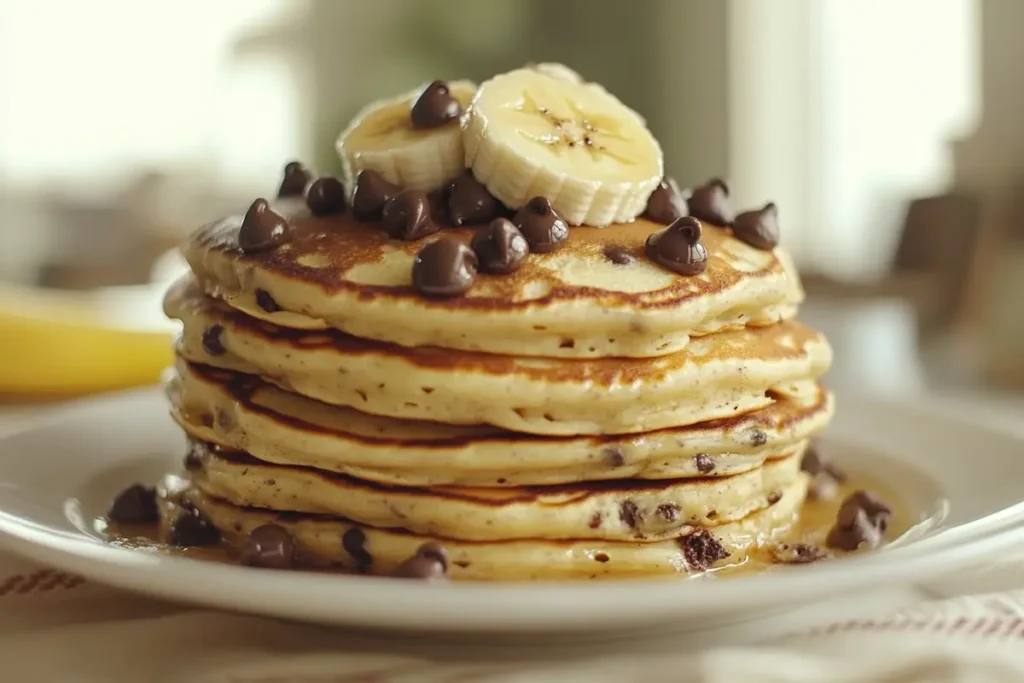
[184,197,802,358]
[166,277,831,436]
[187,439,806,542]
[168,359,833,487]
[161,476,809,580]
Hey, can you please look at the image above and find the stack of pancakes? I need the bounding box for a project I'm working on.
[161,65,833,580]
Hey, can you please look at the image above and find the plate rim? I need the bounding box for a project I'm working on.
[0,386,1021,632]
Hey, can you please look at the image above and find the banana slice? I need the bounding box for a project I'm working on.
[463,68,662,226]
[336,80,476,193]
[526,62,584,84]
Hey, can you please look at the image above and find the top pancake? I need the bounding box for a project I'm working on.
[185,196,803,359]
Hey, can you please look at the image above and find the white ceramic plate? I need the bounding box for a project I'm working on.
[0,387,1022,634]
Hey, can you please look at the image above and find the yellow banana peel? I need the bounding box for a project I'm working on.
[0,284,174,398]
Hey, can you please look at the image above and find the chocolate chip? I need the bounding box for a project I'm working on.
[239,524,294,570]
[733,202,779,250]
[255,289,280,313]
[693,453,715,474]
[772,543,829,565]
[238,198,290,253]
[603,245,636,265]
[447,172,500,227]
[657,503,680,522]
[107,484,159,524]
[392,542,449,580]
[645,216,708,276]
[184,442,204,471]
[513,197,568,253]
[619,500,641,528]
[383,190,440,241]
[470,218,528,274]
[202,325,226,356]
[643,177,688,224]
[748,428,768,447]
[594,552,610,563]
[603,446,626,468]
[802,443,846,482]
[826,491,892,551]
[342,528,373,572]
[687,178,734,226]
[412,238,478,298]
[410,81,461,129]
[680,530,729,571]
[277,161,312,198]
[304,176,346,216]
[169,507,221,547]
[352,170,399,221]
[767,490,783,505]
[589,512,603,529]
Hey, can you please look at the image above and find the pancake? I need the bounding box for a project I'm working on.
[185,196,802,359]
[169,359,834,486]
[166,278,831,436]
[187,440,805,542]
[162,476,808,580]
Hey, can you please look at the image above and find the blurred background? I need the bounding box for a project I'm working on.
[0,0,1022,410]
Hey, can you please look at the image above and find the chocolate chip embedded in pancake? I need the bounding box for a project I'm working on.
[393,542,449,580]
[165,476,809,580]
[238,523,295,569]
[167,356,833,486]
[187,440,807,542]
[167,278,830,435]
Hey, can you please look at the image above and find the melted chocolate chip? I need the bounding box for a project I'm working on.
[693,453,715,474]
[733,202,780,250]
[277,161,312,198]
[645,216,708,276]
[470,218,529,274]
[169,507,221,547]
[802,444,846,482]
[826,491,892,551]
[447,172,500,227]
[383,190,440,241]
[202,325,226,356]
[255,289,280,313]
[107,484,159,524]
[619,500,641,528]
[657,503,680,522]
[589,512,603,529]
[748,428,768,447]
[767,490,783,505]
[342,528,373,572]
[643,177,688,224]
[680,530,729,571]
[603,446,626,468]
[238,198,290,253]
[603,245,636,265]
[412,238,478,298]
[687,178,734,226]
[304,176,347,216]
[393,542,449,580]
[513,197,568,253]
[772,543,830,565]
[239,524,295,570]
[184,442,205,471]
[410,81,461,129]
[352,170,399,221]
